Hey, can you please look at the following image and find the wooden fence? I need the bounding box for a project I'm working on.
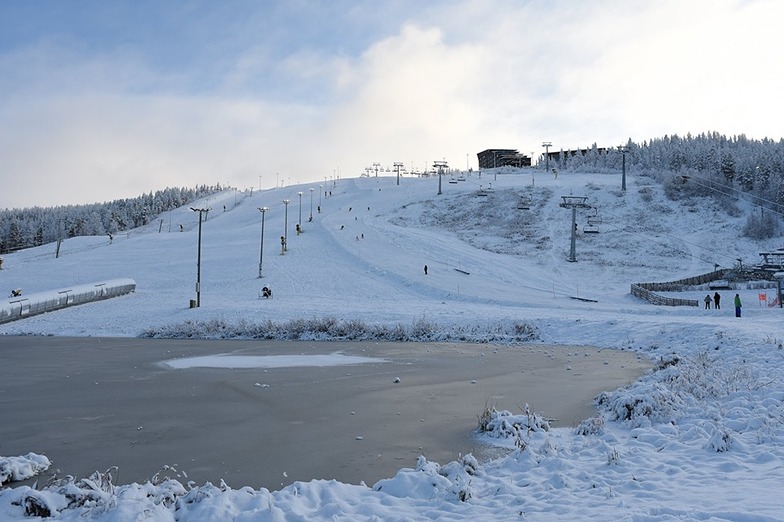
[630,269,731,307]
[630,283,698,307]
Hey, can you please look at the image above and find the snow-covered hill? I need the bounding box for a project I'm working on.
[1,169,784,520]
[0,168,776,338]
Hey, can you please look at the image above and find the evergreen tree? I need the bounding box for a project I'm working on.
[720,152,735,185]
[7,221,21,252]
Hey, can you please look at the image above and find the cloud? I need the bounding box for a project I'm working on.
[1,0,782,209]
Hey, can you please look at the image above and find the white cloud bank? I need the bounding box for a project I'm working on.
[1,0,781,209]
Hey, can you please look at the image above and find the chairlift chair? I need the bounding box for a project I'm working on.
[583,223,599,234]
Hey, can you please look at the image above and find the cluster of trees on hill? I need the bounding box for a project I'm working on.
[545,132,784,239]
[0,185,224,254]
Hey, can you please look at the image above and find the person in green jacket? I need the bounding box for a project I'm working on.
[734,293,742,317]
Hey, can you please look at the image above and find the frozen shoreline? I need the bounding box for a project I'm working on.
[0,336,649,490]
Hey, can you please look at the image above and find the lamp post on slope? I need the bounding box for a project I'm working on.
[297,191,302,229]
[309,187,314,221]
[257,207,269,278]
[282,199,290,253]
[190,207,210,307]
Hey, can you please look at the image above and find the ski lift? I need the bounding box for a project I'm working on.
[517,194,530,210]
[587,207,602,223]
[477,185,488,196]
[457,175,466,181]
[448,176,458,184]
[583,208,601,233]
[583,223,599,234]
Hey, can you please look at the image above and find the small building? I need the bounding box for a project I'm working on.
[477,149,531,169]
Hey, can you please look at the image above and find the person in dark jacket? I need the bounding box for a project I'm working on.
[713,292,721,309]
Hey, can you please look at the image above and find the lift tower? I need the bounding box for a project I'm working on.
[559,195,591,262]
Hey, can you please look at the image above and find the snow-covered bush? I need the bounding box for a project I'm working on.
[140,316,540,343]
[373,454,478,502]
[575,415,605,436]
[0,453,50,485]
[663,352,764,399]
[706,425,733,452]
[7,471,187,519]
[477,403,550,450]
[598,350,769,434]
[596,381,683,426]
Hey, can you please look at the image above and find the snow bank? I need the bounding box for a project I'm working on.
[0,453,51,485]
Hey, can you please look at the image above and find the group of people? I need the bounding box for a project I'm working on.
[705,291,743,317]
[704,292,722,310]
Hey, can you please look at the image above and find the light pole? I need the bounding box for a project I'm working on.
[543,141,552,172]
[309,188,314,221]
[257,207,268,278]
[190,207,210,307]
[318,185,322,212]
[297,191,303,232]
[373,162,380,177]
[283,199,290,253]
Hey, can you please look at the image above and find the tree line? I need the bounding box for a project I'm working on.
[546,132,784,207]
[0,184,224,254]
[544,132,784,238]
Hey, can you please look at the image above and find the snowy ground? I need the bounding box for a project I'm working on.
[1,169,784,520]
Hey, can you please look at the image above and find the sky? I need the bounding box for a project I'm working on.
[2,171,784,519]
[1,0,783,209]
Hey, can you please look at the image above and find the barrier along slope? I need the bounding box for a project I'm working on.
[1,278,136,324]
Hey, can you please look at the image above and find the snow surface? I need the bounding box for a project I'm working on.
[1,169,784,520]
